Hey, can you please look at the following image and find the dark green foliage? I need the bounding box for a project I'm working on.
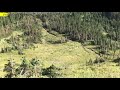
[31,58,40,66]
[38,12,120,56]
[16,57,42,78]
[113,58,120,63]
[3,57,42,78]
[1,48,5,53]
[86,58,105,66]
[99,50,108,55]
[21,16,42,44]
[3,59,16,78]
[16,58,61,78]
[0,13,42,45]
[0,12,120,62]
[3,57,62,78]
[93,58,105,64]
[0,47,12,53]
[15,57,31,77]
[112,58,120,66]
[42,64,61,78]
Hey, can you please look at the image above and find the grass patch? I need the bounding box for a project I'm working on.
[0,30,120,78]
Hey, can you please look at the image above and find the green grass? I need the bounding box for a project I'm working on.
[0,29,120,78]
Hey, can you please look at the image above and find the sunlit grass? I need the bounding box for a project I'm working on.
[0,30,120,78]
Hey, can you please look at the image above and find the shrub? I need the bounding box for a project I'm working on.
[15,57,30,77]
[1,48,5,53]
[93,58,105,64]
[113,58,120,63]
[99,50,107,54]
[16,57,41,78]
[3,57,61,78]
[31,58,40,66]
[3,59,16,78]
[113,58,120,66]
[42,64,61,78]
[0,47,12,53]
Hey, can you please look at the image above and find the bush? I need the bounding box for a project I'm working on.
[3,59,16,78]
[16,57,41,78]
[99,50,107,54]
[0,47,12,53]
[113,58,120,63]
[15,57,30,77]
[86,58,105,66]
[42,64,61,78]
[93,58,105,64]
[112,58,120,66]
[1,48,5,53]
[31,58,40,66]
[3,57,61,78]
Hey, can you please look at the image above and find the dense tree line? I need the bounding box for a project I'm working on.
[0,12,120,57]
[37,12,120,57]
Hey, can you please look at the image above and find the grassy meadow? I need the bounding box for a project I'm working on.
[0,29,120,78]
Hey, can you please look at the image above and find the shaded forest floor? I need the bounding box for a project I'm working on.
[0,29,120,78]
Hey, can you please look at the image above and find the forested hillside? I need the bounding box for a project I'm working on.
[0,12,120,78]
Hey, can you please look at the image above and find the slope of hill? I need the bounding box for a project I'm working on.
[0,12,120,78]
[0,29,98,77]
[0,28,120,78]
